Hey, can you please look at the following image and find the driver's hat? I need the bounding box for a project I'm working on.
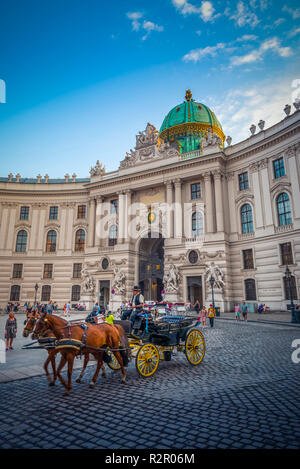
[133,285,141,291]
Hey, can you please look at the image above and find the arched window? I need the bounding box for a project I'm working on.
[46,230,57,252]
[277,193,292,226]
[283,275,298,300]
[192,212,204,238]
[41,285,51,302]
[16,230,28,252]
[10,285,20,301]
[71,285,81,301]
[241,204,254,234]
[109,225,118,246]
[244,279,256,300]
[75,229,85,252]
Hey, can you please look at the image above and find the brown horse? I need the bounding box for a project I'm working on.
[25,313,107,386]
[33,313,128,395]
[23,312,58,386]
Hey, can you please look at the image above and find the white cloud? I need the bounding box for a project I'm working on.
[289,27,300,37]
[231,37,292,66]
[230,1,260,27]
[126,12,163,40]
[142,21,164,40]
[250,0,269,10]
[236,34,258,42]
[209,76,297,143]
[127,12,143,31]
[282,5,300,20]
[172,0,220,22]
[183,42,226,62]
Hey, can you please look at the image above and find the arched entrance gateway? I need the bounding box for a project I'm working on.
[138,234,164,302]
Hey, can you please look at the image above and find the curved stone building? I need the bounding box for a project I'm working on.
[0,90,299,312]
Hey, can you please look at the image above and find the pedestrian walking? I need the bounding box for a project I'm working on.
[5,311,17,351]
[199,306,207,327]
[234,304,240,320]
[65,301,71,317]
[46,301,53,315]
[208,304,216,328]
[193,299,201,316]
[241,301,248,321]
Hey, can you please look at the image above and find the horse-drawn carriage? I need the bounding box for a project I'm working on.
[107,311,205,377]
[22,308,205,394]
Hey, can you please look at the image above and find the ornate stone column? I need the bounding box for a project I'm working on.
[213,170,224,232]
[88,197,96,247]
[124,189,131,243]
[118,191,125,243]
[204,172,214,233]
[165,180,174,239]
[95,196,104,248]
[174,179,182,239]
[226,172,237,233]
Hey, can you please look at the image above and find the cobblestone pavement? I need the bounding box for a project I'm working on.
[0,320,299,449]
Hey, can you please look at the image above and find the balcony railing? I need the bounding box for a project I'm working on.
[274,223,293,233]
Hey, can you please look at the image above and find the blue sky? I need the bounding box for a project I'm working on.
[0,0,299,178]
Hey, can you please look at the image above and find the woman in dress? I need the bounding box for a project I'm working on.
[5,311,17,351]
[200,306,207,327]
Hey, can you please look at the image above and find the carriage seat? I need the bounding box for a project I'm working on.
[113,319,131,334]
[149,333,171,346]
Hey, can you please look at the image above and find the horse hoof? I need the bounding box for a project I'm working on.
[49,382,55,387]
[64,391,69,396]
[121,380,126,385]
[75,378,81,383]
[89,382,95,388]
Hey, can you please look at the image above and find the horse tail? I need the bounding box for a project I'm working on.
[114,324,131,364]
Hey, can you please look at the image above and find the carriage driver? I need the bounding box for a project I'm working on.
[121,285,144,329]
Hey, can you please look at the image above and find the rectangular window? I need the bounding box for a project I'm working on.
[110,199,118,214]
[191,183,201,200]
[238,172,249,191]
[49,206,58,220]
[284,276,298,300]
[20,206,29,220]
[243,249,254,269]
[273,157,285,179]
[77,205,86,219]
[43,264,53,279]
[12,264,23,279]
[73,263,82,278]
[280,243,293,265]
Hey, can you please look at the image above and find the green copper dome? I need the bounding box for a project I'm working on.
[159,90,225,154]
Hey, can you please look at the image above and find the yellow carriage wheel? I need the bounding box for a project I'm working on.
[185,329,205,366]
[106,351,121,370]
[136,343,160,377]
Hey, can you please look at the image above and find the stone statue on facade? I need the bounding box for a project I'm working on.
[163,264,180,293]
[112,267,126,295]
[90,160,106,177]
[81,266,96,295]
[119,122,179,169]
[201,128,222,148]
[204,262,225,290]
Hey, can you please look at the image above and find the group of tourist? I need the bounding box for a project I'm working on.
[193,300,216,328]
[6,302,20,313]
[234,302,249,321]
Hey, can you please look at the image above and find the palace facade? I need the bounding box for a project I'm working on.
[0,91,299,312]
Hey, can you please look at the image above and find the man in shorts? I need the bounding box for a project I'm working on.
[241,301,248,321]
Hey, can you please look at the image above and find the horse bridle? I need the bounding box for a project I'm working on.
[23,315,38,334]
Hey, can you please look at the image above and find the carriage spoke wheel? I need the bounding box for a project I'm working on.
[136,343,160,377]
[185,329,205,366]
[107,351,121,370]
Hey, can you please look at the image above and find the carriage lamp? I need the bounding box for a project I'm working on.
[285,267,297,323]
[210,275,215,313]
[34,283,39,304]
